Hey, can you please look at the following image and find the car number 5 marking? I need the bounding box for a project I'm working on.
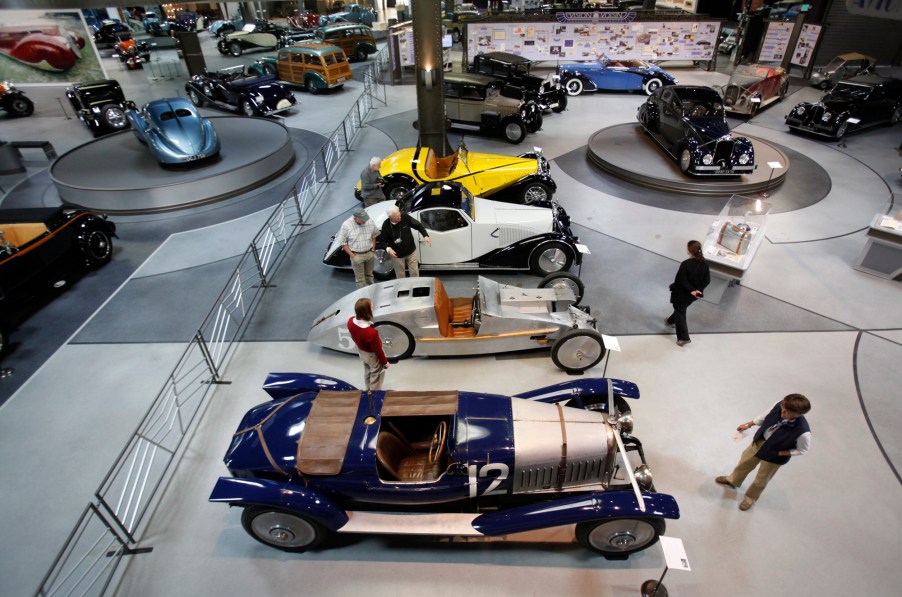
[468,463,509,498]
[337,327,355,350]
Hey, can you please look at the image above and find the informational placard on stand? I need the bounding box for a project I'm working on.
[758,21,794,62]
[790,24,822,67]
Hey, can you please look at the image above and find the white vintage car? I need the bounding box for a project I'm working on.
[324,182,582,278]
[308,273,607,373]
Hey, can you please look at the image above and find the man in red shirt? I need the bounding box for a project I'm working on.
[347,298,389,390]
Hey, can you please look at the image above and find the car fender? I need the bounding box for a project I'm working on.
[513,378,640,404]
[74,213,117,239]
[304,71,328,89]
[496,173,557,199]
[209,477,349,531]
[478,233,578,269]
[262,372,357,399]
[472,491,679,536]
[125,110,147,143]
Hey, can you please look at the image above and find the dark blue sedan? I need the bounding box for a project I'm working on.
[558,56,677,96]
[209,372,679,557]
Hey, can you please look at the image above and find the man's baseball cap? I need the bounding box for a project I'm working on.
[352,208,370,221]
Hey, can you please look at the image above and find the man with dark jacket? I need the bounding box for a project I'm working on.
[716,394,812,511]
[380,205,431,278]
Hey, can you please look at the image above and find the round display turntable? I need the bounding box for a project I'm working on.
[586,123,790,196]
[50,116,295,214]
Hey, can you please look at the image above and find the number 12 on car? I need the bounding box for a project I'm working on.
[469,463,509,498]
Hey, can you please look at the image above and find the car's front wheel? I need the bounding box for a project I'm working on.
[524,111,543,133]
[835,121,849,139]
[79,226,113,268]
[576,518,664,558]
[373,322,415,361]
[241,506,327,552]
[241,100,256,117]
[101,104,128,130]
[529,241,572,276]
[538,271,584,306]
[551,329,605,373]
[678,147,694,174]
[890,104,902,125]
[261,62,277,76]
[564,77,584,96]
[187,88,203,107]
[383,181,412,202]
[552,93,567,113]
[502,118,527,144]
[643,77,663,95]
[6,96,34,117]
[229,42,242,57]
[372,249,395,281]
[519,181,552,205]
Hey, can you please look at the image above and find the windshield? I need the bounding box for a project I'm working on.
[830,83,871,100]
[457,144,469,171]
[823,57,844,71]
[681,99,724,118]
[734,65,772,77]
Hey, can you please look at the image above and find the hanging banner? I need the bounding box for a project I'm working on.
[790,23,822,67]
[846,0,902,22]
[758,21,794,62]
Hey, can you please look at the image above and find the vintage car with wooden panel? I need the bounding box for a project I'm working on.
[251,43,352,94]
[719,64,789,116]
[558,55,677,97]
[443,73,543,144]
[785,75,902,139]
[185,66,298,116]
[309,273,606,373]
[468,51,567,113]
[330,181,579,278]
[314,22,376,62]
[1,207,115,358]
[210,372,679,556]
[364,141,556,205]
[126,97,220,164]
[637,85,755,176]
[65,80,136,136]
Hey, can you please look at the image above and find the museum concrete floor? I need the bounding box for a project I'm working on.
[1,51,901,596]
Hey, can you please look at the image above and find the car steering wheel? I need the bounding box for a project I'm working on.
[428,421,447,464]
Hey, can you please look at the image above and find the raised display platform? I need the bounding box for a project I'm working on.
[587,123,790,196]
[49,116,295,214]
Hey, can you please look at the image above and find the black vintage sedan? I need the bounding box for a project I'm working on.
[65,80,136,136]
[185,67,298,117]
[637,85,755,176]
[217,21,283,57]
[785,75,902,139]
[0,208,116,358]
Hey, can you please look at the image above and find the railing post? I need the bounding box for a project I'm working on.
[319,145,334,183]
[250,241,272,287]
[194,331,223,383]
[341,120,351,153]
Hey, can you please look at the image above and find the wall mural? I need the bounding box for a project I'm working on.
[0,9,105,85]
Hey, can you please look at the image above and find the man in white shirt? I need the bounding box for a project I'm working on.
[337,208,379,288]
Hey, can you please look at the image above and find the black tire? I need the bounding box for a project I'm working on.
[552,94,567,113]
[678,147,694,174]
[519,181,552,205]
[818,80,830,90]
[6,96,34,117]
[100,104,128,130]
[564,77,583,96]
[229,42,242,57]
[355,47,368,61]
[529,241,573,276]
[576,518,665,558]
[373,322,415,361]
[502,118,527,144]
[643,77,663,95]
[241,506,327,552]
[79,226,113,268]
[551,329,605,374]
[383,181,412,202]
[240,100,256,117]
[262,62,277,76]
[187,88,203,107]
[305,77,320,95]
[372,249,396,281]
[538,271,584,306]
[890,104,902,125]
[525,111,543,133]
[835,121,848,139]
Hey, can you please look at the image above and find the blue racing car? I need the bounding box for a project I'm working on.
[210,373,680,558]
[126,97,220,165]
[558,55,677,96]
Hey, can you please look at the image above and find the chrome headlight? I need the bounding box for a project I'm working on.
[634,464,653,490]
[738,153,750,165]
[702,153,714,165]
[254,93,264,103]
[797,106,805,115]
[822,112,832,122]
[551,74,560,84]
[617,412,634,434]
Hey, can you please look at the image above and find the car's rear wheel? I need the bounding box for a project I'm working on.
[355,47,368,61]
[6,96,34,117]
[373,249,395,281]
[187,88,203,106]
[678,147,694,174]
[835,121,849,138]
[552,93,567,113]
[373,322,415,361]
[305,77,320,94]
[101,104,127,130]
[538,271,584,307]
[890,104,902,125]
[643,77,663,95]
[241,100,255,117]
[502,118,527,144]
[576,518,664,558]
[529,241,572,276]
[241,506,327,552]
[519,181,552,205]
[261,62,277,76]
[79,226,113,268]
[383,181,412,202]
[564,78,583,96]
[525,111,543,133]
[818,80,830,90]
[551,329,605,373]
[229,42,242,57]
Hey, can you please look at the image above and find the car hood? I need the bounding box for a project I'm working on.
[820,97,855,113]
[380,148,540,184]
[725,75,763,90]
[684,117,731,142]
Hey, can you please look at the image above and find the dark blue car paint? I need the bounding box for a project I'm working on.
[210,477,350,530]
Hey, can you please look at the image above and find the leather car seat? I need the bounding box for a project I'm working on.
[376,432,440,482]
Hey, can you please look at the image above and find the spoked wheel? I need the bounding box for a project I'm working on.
[101,104,128,130]
[241,506,327,552]
[241,101,255,117]
[678,147,693,174]
[188,89,203,106]
[538,271,584,307]
[576,518,664,558]
[529,241,573,276]
[519,181,552,205]
[564,78,583,96]
[551,329,606,373]
[373,322,415,361]
[372,249,396,281]
[79,227,113,268]
[383,181,412,202]
[229,42,242,57]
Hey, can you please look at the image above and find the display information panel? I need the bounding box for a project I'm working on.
[791,24,822,67]
[758,21,794,62]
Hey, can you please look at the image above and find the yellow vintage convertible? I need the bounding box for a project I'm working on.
[357,141,557,205]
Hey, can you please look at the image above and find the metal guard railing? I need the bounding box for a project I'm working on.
[36,48,388,597]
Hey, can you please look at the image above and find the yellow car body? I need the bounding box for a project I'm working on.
[358,143,557,205]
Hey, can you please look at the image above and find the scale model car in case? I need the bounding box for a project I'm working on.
[210,373,678,557]
[310,273,606,373]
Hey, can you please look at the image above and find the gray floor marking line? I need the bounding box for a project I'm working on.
[766,226,870,245]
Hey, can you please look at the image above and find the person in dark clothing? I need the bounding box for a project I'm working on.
[716,394,812,511]
[380,205,431,278]
[666,239,710,346]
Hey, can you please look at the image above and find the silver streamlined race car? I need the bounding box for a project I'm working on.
[308,273,608,373]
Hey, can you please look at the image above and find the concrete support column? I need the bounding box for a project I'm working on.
[412,0,450,156]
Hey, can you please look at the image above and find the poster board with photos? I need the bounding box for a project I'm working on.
[758,21,794,62]
[790,24,821,67]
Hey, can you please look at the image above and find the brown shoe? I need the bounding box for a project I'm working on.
[739,498,755,511]
[715,476,736,489]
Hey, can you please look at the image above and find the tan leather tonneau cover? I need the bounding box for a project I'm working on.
[381,391,459,416]
[296,390,361,475]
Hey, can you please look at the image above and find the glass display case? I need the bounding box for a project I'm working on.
[702,194,771,278]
